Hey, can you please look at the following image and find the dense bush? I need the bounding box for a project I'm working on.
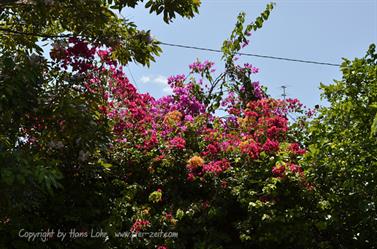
[41,20,314,248]
[2,4,315,248]
[1,1,376,249]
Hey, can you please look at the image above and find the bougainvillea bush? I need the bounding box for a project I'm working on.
[5,3,372,249]
[4,5,318,248]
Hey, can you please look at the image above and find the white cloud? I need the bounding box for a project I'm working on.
[140,75,167,85]
[139,75,171,95]
[154,75,168,85]
[140,76,151,84]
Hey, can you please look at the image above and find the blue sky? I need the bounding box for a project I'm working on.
[124,0,376,108]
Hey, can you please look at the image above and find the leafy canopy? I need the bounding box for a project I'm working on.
[0,0,201,65]
[304,44,377,248]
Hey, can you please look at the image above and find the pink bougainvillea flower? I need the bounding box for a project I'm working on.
[202,159,230,174]
[169,137,186,150]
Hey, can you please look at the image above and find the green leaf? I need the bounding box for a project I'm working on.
[371,112,377,137]
[98,159,112,169]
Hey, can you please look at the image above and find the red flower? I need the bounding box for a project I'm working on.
[187,173,195,182]
[203,143,220,156]
[98,49,109,61]
[98,105,108,114]
[289,143,306,155]
[130,219,150,233]
[165,212,173,221]
[142,133,158,149]
[272,165,285,177]
[262,139,279,153]
[289,163,303,173]
[239,140,260,159]
[266,116,287,129]
[153,155,165,162]
[202,159,230,174]
[266,126,283,140]
[202,200,209,209]
[169,137,186,150]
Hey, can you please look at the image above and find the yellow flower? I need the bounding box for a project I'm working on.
[170,218,177,225]
[239,140,249,150]
[163,110,182,126]
[187,156,204,168]
[141,208,150,215]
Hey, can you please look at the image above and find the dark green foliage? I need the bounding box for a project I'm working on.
[304,44,377,248]
[0,0,201,65]
[0,1,200,248]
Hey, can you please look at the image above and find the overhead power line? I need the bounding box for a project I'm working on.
[126,66,139,91]
[159,42,341,67]
[0,27,341,67]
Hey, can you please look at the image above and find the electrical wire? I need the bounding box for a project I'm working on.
[0,27,341,67]
[126,66,139,91]
[159,42,341,67]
